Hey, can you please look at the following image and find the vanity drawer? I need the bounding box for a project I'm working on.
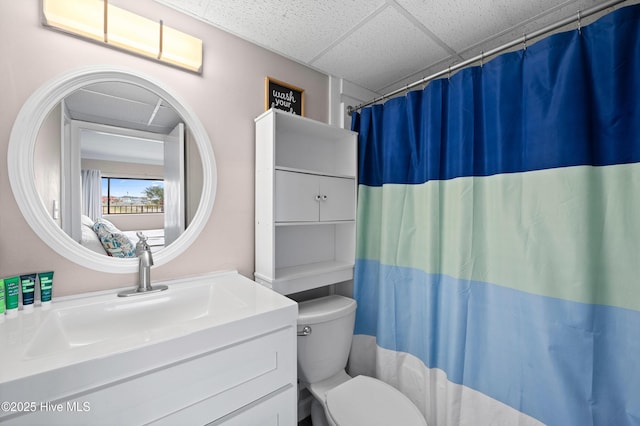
[208,384,297,426]
[10,326,296,425]
[159,383,297,426]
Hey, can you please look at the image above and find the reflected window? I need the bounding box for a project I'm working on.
[102,177,164,214]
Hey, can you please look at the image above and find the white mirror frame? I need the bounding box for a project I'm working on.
[8,66,217,273]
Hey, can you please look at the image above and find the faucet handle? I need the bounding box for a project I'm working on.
[135,232,151,256]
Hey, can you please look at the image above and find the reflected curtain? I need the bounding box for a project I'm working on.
[350,5,640,426]
[81,169,102,220]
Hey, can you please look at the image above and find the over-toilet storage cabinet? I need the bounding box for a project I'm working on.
[255,109,357,295]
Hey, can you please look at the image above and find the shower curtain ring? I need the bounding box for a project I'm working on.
[577,10,582,34]
[480,51,484,68]
[523,33,527,51]
[448,65,451,80]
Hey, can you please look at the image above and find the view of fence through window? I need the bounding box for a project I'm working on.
[102,177,164,214]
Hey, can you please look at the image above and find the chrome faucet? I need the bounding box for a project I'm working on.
[118,232,168,297]
[136,232,154,291]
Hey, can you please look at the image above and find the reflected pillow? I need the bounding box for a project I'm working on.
[81,224,107,255]
[81,215,94,228]
[92,218,135,258]
[95,217,118,232]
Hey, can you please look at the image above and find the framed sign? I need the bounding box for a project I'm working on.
[265,77,304,116]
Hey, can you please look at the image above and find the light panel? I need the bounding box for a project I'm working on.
[42,0,104,41]
[161,25,203,73]
[42,0,203,73]
[107,4,160,59]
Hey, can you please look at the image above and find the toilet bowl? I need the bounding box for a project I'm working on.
[297,295,427,426]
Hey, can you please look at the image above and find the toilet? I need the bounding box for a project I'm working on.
[297,295,427,426]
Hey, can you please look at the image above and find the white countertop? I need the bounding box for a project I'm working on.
[0,270,297,385]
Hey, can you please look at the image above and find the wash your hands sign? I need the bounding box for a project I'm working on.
[265,77,304,116]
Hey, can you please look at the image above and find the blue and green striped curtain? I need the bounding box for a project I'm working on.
[350,5,640,426]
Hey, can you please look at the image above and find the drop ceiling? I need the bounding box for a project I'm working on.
[153,0,635,96]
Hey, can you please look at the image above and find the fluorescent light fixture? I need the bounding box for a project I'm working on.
[108,4,160,59]
[162,25,204,72]
[42,0,203,73]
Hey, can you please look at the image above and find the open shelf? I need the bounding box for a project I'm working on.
[275,220,355,227]
[254,260,354,295]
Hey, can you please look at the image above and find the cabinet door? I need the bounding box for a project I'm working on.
[319,176,355,221]
[275,170,319,222]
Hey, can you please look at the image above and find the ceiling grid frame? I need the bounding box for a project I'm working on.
[154,0,638,94]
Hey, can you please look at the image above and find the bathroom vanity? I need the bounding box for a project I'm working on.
[0,271,298,425]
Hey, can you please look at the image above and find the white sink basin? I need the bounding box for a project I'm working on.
[0,270,299,424]
[24,274,249,359]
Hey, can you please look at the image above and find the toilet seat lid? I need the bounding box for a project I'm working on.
[325,375,427,426]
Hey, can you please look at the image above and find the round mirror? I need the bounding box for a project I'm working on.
[8,66,217,273]
[37,81,203,255]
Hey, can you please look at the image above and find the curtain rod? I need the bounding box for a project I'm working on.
[347,0,628,115]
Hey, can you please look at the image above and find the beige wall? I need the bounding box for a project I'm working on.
[0,1,329,296]
[81,159,164,180]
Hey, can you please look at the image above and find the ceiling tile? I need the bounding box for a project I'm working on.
[197,0,384,63]
[455,0,611,60]
[397,0,513,52]
[312,4,450,92]
[380,0,609,92]
[156,0,209,16]
[397,0,588,52]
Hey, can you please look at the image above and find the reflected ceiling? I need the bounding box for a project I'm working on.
[66,82,181,165]
[65,82,181,133]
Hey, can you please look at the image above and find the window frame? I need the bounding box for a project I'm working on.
[102,176,165,215]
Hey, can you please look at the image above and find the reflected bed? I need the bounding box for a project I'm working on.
[80,215,164,257]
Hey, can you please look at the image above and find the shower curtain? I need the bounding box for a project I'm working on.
[350,5,640,426]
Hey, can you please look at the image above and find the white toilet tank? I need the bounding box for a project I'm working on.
[297,295,357,385]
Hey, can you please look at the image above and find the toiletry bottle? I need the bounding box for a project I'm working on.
[0,278,5,322]
[20,273,36,313]
[4,276,19,318]
[38,271,54,307]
